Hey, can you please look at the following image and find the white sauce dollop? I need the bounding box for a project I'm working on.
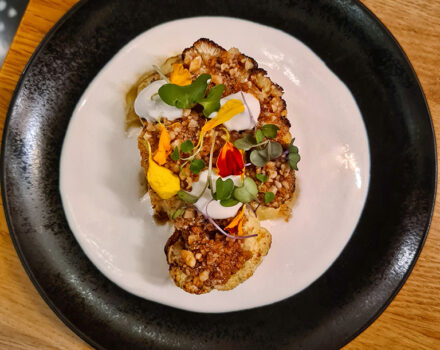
[210,91,260,131]
[134,80,182,121]
[190,170,242,220]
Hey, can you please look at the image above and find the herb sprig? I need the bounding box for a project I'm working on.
[234,124,301,170]
[158,74,225,117]
[234,124,283,167]
[288,138,301,170]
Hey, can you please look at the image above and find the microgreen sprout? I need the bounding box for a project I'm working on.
[152,64,170,83]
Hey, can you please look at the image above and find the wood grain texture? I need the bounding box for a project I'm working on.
[0,0,438,349]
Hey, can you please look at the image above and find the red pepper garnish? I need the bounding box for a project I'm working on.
[216,141,244,177]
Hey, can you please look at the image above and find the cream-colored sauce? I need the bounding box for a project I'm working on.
[210,91,260,131]
[134,80,182,121]
[190,170,242,219]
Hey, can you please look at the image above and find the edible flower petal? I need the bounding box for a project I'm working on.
[146,141,180,199]
[216,141,244,177]
[169,63,192,86]
[197,99,244,146]
[225,205,245,236]
[153,124,172,165]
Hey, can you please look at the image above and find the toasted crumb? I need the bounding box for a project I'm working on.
[165,207,271,294]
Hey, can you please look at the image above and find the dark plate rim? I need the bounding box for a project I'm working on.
[335,0,437,345]
[0,0,436,349]
[1,1,101,347]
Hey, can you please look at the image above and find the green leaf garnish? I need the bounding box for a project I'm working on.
[261,124,280,139]
[172,207,186,219]
[289,144,299,154]
[288,138,301,170]
[256,173,268,183]
[220,198,239,207]
[264,192,275,204]
[190,159,206,174]
[158,74,211,109]
[267,141,283,159]
[171,146,180,161]
[256,129,264,143]
[177,190,198,204]
[290,145,299,154]
[180,140,194,153]
[234,134,257,151]
[288,153,301,170]
[250,141,283,167]
[215,178,234,201]
[233,177,258,203]
[199,84,225,117]
[250,148,269,167]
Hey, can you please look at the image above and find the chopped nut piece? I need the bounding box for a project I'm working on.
[199,270,210,282]
[183,208,195,219]
[181,250,196,267]
[189,56,202,72]
[188,234,196,245]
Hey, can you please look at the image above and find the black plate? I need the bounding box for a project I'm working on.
[1,0,436,349]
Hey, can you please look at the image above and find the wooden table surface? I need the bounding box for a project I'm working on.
[0,0,438,349]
